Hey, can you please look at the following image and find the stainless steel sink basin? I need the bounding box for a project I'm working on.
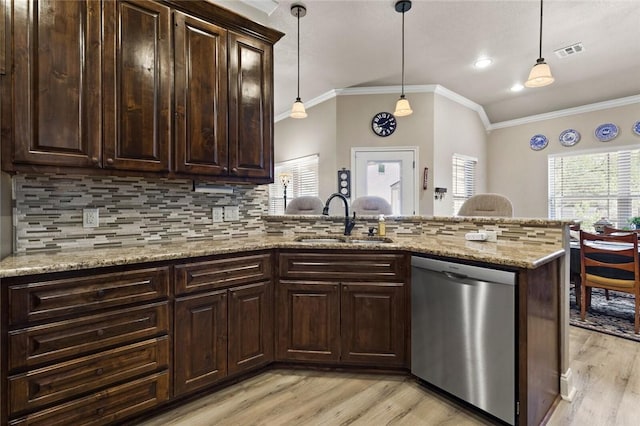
[293,236,393,244]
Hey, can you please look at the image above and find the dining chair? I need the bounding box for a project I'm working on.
[284,196,324,215]
[457,194,513,217]
[579,230,640,333]
[603,225,640,236]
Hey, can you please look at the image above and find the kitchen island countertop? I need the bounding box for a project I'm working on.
[0,234,565,278]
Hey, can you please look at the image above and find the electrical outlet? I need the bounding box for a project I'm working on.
[224,205,240,222]
[212,207,224,223]
[83,208,99,228]
[480,229,498,242]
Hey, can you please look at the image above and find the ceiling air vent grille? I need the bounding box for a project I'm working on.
[554,43,585,58]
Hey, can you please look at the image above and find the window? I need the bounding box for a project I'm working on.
[452,154,477,215]
[548,148,640,229]
[268,154,319,214]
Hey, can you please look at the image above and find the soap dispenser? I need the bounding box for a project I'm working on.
[378,214,386,237]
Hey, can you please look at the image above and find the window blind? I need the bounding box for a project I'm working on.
[548,148,640,229]
[268,154,319,214]
[452,154,477,215]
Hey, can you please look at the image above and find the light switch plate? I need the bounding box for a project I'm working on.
[212,207,223,223]
[224,206,239,221]
[83,208,99,228]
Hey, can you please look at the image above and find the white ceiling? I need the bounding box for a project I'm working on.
[214,0,640,124]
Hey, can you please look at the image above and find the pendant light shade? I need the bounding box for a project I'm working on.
[290,4,307,119]
[525,0,554,88]
[393,0,413,117]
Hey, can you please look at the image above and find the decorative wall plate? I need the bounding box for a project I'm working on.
[530,134,548,151]
[559,129,580,147]
[594,123,619,142]
[633,121,640,136]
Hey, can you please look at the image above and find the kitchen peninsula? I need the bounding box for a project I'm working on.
[0,215,569,426]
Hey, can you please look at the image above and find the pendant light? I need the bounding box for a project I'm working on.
[394,0,413,117]
[290,4,307,119]
[525,0,554,88]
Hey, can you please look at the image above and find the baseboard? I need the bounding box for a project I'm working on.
[560,367,577,401]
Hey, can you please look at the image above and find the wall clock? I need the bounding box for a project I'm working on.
[371,112,397,137]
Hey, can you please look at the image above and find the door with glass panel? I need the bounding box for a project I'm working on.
[352,148,417,215]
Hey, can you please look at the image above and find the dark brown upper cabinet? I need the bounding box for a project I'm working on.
[6,0,102,168]
[1,0,283,183]
[103,0,172,172]
[174,11,228,176]
[228,32,274,181]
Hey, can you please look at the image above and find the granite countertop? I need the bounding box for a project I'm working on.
[0,234,565,278]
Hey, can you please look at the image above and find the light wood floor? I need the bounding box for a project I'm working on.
[140,327,640,426]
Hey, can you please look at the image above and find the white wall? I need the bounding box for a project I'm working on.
[433,94,488,216]
[488,102,640,218]
[274,97,338,201]
[336,92,435,215]
[275,91,489,216]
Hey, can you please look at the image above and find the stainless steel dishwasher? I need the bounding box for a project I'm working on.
[411,256,516,425]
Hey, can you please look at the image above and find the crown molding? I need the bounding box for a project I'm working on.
[237,0,279,16]
[275,86,640,130]
[275,84,488,125]
[488,94,640,130]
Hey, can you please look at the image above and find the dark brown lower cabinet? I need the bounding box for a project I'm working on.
[228,281,274,374]
[174,280,274,396]
[341,282,405,366]
[174,290,228,396]
[276,250,408,367]
[276,281,341,362]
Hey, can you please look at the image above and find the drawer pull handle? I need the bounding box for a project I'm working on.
[96,329,104,337]
[95,368,104,376]
[96,289,105,298]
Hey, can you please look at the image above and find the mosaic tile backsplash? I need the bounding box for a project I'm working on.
[13,174,269,253]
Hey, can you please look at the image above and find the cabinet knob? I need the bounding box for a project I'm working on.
[91,157,99,164]
[95,368,104,376]
[96,329,104,337]
[96,289,105,298]
[106,158,114,165]
[222,167,228,172]
[231,167,239,174]
[96,407,105,416]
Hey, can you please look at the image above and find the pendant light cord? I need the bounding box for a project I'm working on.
[538,0,544,59]
[401,9,405,97]
[296,10,301,100]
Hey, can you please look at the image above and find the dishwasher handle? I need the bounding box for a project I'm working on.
[443,271,469,280]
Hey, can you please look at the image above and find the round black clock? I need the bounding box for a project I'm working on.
[371,112,397,137]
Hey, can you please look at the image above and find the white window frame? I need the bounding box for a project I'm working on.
[548,145,640,230]
[452,154,477,215]
[268,154,319,215]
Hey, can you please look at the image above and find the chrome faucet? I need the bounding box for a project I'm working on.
[322,193,356,236]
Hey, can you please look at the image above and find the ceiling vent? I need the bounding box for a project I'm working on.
[554,43,585,58]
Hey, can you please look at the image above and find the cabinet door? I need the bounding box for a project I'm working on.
[341,282,406,366]
[174,11,228,176]
[276,281,340,362]
[228,32,273,181]
[174,290,227,396]
[103,0,171,172]
[8,0,101,168]
[228,281,273,375]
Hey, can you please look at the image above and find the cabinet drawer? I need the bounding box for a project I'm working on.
[9,302,169,370]
[9,371,169,426]
[279,252,405,281]
[8,267,170,325]
[175,253,272,294]
[9,337,169,415]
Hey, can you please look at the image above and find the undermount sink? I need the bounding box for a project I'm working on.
[293,236,393,244]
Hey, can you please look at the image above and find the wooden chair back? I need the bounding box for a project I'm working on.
[579,230,640,333]
[603,225,640,236]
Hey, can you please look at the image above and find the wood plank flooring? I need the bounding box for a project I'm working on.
[140,327,640,426]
